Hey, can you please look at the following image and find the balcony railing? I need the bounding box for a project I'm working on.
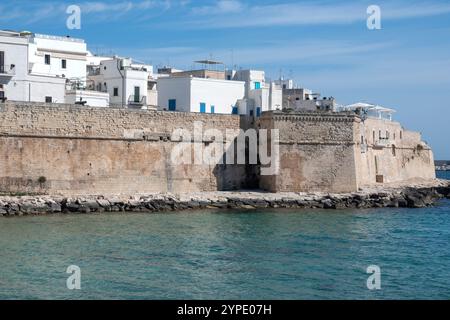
[0,65,15,75]
[374,138,390,148]
[128,95,147,106]
[0,65,15,85]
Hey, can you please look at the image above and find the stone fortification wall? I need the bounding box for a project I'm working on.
[355,118,435,186]
[0,102,246,195]
[0,103,437,195]
[259,112,360,193]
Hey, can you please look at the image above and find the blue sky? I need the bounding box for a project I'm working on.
[1,0,450,159]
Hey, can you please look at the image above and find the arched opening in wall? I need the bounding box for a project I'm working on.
[375,155,384,183]
[392,145,396,157]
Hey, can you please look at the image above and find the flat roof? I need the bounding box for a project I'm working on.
[33,33,85,43]
[158,75,245,84]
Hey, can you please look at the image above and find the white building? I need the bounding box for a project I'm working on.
[88,56,151,109]
[274,78,295,90]
[0,30,109,107]
[28,33,88,83]
[157,76,245,114]
[0,30,66,103]
[279,80,336,112]
[227,69,282,117]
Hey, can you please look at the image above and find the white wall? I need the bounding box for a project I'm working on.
[65,90,109,107]
[190,78,245,114]
[269,83,283,111]
[1,33,66,103]
[157,77,192,112]
[233,69,266,98]
[28,35,87,82]
[90,58,149,108]
[157,76,245,114]
[249,87,269,114]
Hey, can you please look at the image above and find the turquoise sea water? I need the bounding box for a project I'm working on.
[0,172,449,300]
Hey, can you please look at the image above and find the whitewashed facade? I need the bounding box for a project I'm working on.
[65,89,109,107]
[0,30,115,107]
[157,76,245,114]
[0,31,66,103]
[88,57,151,109]
[28,33,87,83]
[227,69,282,117]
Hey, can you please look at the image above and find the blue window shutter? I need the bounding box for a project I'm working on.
[256,107,261,117]
[211,105,215,114]
[232,106,238,115]
[255,82,261,89]
[200,102,206,113]
[249,110,254,117]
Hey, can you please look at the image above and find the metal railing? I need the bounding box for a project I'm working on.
[128,95,147,106]
[0,65,15,75]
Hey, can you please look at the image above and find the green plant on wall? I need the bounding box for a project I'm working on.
[38,176,47,185]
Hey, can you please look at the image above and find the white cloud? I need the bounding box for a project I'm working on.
[187,0,450,28]
[81,1,170,13]
[192,0,244,15]
[118,40,393,70]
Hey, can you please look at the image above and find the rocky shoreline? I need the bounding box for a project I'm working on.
[1,180,449,217]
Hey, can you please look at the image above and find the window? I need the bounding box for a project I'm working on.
[134,86,140,103]
[45,96,52,103]
[210,105,215,114]
[200,102,206,113]
[254,82,261,89]
[61,59,67,69]
[227,75,231,80]
[256,107,261,117]
[249,110,254,117]
[392,145,396,157]
[0,51,4,73]
[113,87,119,97]
[45,54,51,65]
[386,130,389,139]
[379,130,382,139]
[168,99,176,111]
[400,131,403,139]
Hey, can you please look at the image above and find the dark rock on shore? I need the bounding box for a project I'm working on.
[1,181,449,217]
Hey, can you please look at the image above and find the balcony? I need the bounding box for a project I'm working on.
[128,95,147,107]
[373,138,390,149]
[0,65,15,84]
